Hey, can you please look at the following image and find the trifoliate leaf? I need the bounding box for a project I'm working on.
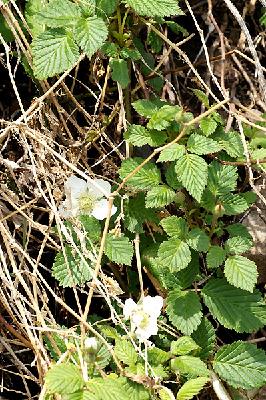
[171,356,209,377]
[109,58,130,88]
[226,223,252,241]
[124,124,167,147]
[32,28,79,79]
[191,89,209,108]
[147,105,182,131]
[170,337,200,356]
[224,236,253,255]
[200,116,217,136]
[202,278,266,332]
[73,16,108,58]
[147,347,171,365]
[176,377,210,400]
[207,161,238,196]
[224,255,258,292]
[125,0,184,17]
[187,228,210,252]
[37,0,81,27]
[220,193,249,216]
[166,289,202,335]
[160,216,189,240]
[158,238,191,272]
[206,246,226,269]
[132,99,166,118]
[158,144,186,162]
[45,363,84,394]
[52,246,93,287]
[104,234,133,266]
[114,340,138,366]
[187,133,222,155]
[191,318,216,360]
[145,185,176,208]
[175,154,208,202]
[119,157,161,190]
[213,341,266,389]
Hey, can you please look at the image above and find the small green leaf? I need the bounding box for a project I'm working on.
[218,131,244,157]
[114,340,138,366]
[220,193,249,216]
[206,246,226,269]
[124,192,158,233]
[119,47,141,60]
[147,347,171,365]
[165,163,183,190]
[207,161,238,196]
[187,133,222,155]
[73,16,108,58]
[125,0,184,17]
[79,215,101,242]
[158,387,175,400]
[226,223,252,241]
[124,125,167,147]
[191,318,216,360]
[225,236,253,255]
[213,341,266,389]
[96,0,118,16]
[104,234,133,266]
[145,185,176,208]
[132,99,166,118]
[187,228,210,252]
[224,255,258,292]
[166,289,202,335]
[0,15,14,42]
[37,0,81,27]
[171,356,209,377]
[147,105,182,131]
[170,337,200,356]
[158,238,191,272]
[191,89,209,108]
[110,58,130,88]
[160,216,189,240]
[200,116,217,136]
[147,30,163,53]
[119,157,161,190]
[45,363,84,394]
[158,144,186,162]
[176,377,209,400]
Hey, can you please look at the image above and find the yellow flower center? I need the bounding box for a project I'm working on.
[78,192,96,214]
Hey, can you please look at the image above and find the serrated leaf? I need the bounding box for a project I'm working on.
[119,47,141,60]
[37,0,81,27]
[45,363,84,394]
[158,144,185,162]
[96,0,117,16]
[191,89,209,108]
[171,356,209,377]
[73,16,108,58]
[125,0,184,17]
[206,246,226,269]
[145,185,176,208]
[96,345,112,369]
[207,161,238,196]
[225,236,253,255]
[114,340,138,366]
[220,193,249,216]
[132,99,166,118]
[147,347,170,365]
[63,390,93,400]
[44,331,68,361]
[98,325,119,340]
[218,131,244,158]
[52,246,93,287]
[176,377,209,400]
[124,124,167,147]
[160,216,189,240]
[191,317,216,360]
[187,133,222,155]
[104,234,133,266]
[147,30,163,53]
[124,192,158,233]
[166,289,202,335]
[158,387,175,400]
[170,337,200,356]
[165,163,183,190]
[79,215,101,242]
[32,28,79,79]
[119,157,161,190]
[166,21,188,36]
[175,154,208,202]
[25,0,48,36]
[110,58,130,88]
[147,105,182,131]
[224,255,258,292]
[202,278,266,332]
[226,223,252,241]
[200,116,217,136]
[213,341,266,389]
[101,42,119,57]
[187,228,210,252]
[158,238,191,272]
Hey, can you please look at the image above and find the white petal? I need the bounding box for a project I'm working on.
[135,317,158,341]
[142,296,164,317]
[58,200,79,218]
[87,179,111,199]
[65,175,88,199]
[123,298,137,319]
[91,199,117,220]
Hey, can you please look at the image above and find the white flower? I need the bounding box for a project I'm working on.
[123,296,164,341]
[84,337,98,352]
[59,175,117,220]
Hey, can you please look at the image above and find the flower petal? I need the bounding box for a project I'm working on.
[142,296,164,318]
[87,179,111,199]
[65,175,88,198]
[123,298,137,319]
[135,317,158,341]
[91,199,117,220]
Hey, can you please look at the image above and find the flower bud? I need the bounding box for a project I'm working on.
[213,204,225,217]
[84,337,98,354]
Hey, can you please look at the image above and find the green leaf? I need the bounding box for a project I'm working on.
[96,345,112,369]
[158,387,176,400]
[176,377,209,400]
[187,133,222,155]
[119,157,161,190]
[158,239,191,272]
[124,125,167,147]
[226,223,252,241]
[213,341,266,389]
[218,131,244,158]
[191,318,216,360]
[52,246,93,287]
[165,163,183,190]
[171,356,209,377]
[160,216,189,240]
[147,347,171,365]
[200,116,217,136]
[166,21,188,36]
[114,340,138,366]
[132,99,166,118]
[207,161,238,196]
[147,30,163,53]
[101,42,119,57]
[145,185,176,208]
[124,192,158,233]
[202,278,266,332]
[166,289,202,335]
[25,0,48,36]
[0,15,14,42]
[32,28,79,79]
[63,390,93,400]
[73,16,107,58]
[206,246,226,269]
[170,337,200,356]
[79,215,101,242]
[191,89,209,108]
[104,234,133,266]
[220,193,249,216]
[175,154,208,202]
[225,236,253,255]
[187,228,210,252]
[147,105,182,131]
[96,0,118,16]
[109,58,130,88]
[37,0,81,27]
[158,144,186,162]
[44,331,68,361]
[45,363,84,394]
[224,255,258,292]
[125,0,184,17]
[119,47,141,60]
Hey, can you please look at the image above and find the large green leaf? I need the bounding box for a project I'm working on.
[158,144,185,162]
[73,16,108,58]
[32,28,79,79]
[45,363,84,394]
[126,0,184,17]
[166,289,202,335]
[104,234,133,266]
[191,318,216,360]
[187,133,222,155]
[160,216,189,240]
[119,157,161,190]
[224,255,258,292]
[37,0,81,27]
[176,377,209,400]
[207,161,237,196]
[202,278,266,332]
[114,340,138,366]
[175,154,208,202]
[145,185,176,208]
[25,0,48,36]
[125,125,166,147]
[158,238,191,272]
[171,356,209,377]
[109,58,130,88]
[213,341,266,389]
